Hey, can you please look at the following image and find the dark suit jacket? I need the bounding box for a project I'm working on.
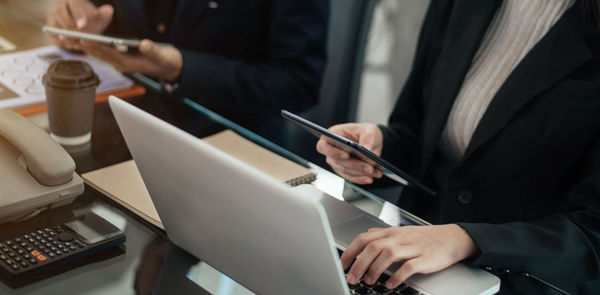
[379,0,600,294]
[91,0,328,141]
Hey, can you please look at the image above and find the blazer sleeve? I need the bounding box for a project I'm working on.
[458,132,600,283]
[378,0,452,170]
[174,0,328,113]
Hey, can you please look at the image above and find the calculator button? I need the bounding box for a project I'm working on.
[47,253,55,258]
[23,254,31,259]
[57,233,74,242]
[5,241,13,246]
[20,261,28,267]
[37,230,43,235]
[36,255,47,262]
[45,243,52,248]
[44,228,51,232]
[56,250,63,256]
[7,252,16,258]
[19,242,27,247]
[14,238,21,243]
[14,256,22,262]
[42,234,49,239]
[26,247,33,252]
[23,235,29,239]
[30,250,40,256]
[17,249,25,255]
[28,258,37,264]
[69,246,77,251]
[1,247,9,252]
[0,243,4,248]
[27,238,35,243]
[10,245,18,250]
[0,254,6,260]
[10,264,19,271]
[50,247,57,251]
[5,259,13,265]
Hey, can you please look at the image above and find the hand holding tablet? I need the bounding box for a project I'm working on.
[282,110,436,196]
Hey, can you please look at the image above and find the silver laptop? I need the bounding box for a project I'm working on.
[109,96,500,295]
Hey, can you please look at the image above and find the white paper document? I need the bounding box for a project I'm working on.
[0,45,133,109]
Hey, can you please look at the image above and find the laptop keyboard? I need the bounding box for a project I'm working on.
[340,250,424,295]
[338,248,424,295]
[346,271,424,295]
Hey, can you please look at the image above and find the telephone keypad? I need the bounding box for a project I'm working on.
[0,227,88,275]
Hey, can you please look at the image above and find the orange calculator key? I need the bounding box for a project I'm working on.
[30,250,40,256]
[36,255,47,262]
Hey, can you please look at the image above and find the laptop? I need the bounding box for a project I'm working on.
[108,96,500,295]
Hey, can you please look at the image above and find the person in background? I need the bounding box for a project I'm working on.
[46,0,329,142]
[317,0,600,294]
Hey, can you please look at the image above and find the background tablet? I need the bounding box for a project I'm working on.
[43,26,142,53]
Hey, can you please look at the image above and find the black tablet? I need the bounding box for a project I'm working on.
[282,110,436,196]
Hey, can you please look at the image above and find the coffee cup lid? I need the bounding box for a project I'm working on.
[43,60,100,90]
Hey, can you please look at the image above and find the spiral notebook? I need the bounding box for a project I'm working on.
[202,130,316,186]
[83,129,316,229]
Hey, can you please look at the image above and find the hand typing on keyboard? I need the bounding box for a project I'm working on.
[340,224,478,290]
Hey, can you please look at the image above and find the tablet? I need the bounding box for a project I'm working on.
[282,110,436,196]
[43,26,142,53]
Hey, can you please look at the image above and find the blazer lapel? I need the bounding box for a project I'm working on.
[462,2,593,161]
[419,0,501,174]
[167,0,210,44]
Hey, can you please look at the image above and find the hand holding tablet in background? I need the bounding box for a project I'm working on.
[46,0,114,51]
[45,0,183,81]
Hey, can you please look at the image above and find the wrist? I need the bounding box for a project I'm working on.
[450,224,478,261]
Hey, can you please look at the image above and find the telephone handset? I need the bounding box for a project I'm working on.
[0,109,74,186]
[0,109,84,223]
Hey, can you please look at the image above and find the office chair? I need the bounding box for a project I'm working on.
[282,0,377,168]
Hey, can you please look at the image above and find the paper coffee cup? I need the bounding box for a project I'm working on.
[43,60,100,146]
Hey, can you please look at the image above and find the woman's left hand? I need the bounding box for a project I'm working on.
[341,224,479,289]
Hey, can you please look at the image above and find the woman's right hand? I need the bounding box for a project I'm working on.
[46,0,114,50]
[316,123,384,184]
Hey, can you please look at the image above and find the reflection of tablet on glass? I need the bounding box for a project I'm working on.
[43,26,143,53]
[282,110,436,196]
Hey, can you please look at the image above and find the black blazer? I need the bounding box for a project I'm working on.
[91,0,328,140]
[379,0,600,294]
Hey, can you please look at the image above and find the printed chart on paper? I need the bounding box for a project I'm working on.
[0,45,133,109]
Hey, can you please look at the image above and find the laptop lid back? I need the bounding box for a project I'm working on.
[109,96,349,295]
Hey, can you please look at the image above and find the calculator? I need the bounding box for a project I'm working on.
[0,212,125,277]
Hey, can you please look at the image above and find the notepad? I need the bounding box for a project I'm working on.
[202,130,316,186]
[83,160,163,229]
[83,130,317,229]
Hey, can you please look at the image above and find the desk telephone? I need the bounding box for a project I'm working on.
[0,109,83,223]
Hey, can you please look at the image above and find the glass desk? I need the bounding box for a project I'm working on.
[0,89,424,295]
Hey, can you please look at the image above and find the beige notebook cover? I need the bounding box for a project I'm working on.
[83,130,316,229]
[203,130,316,186]
[82,160,164,229]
